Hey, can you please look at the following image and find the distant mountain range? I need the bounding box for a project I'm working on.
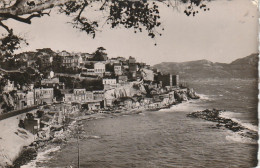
[153,53,258,79]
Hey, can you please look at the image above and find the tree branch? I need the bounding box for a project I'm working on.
[0,0,70,19]
[0,21,12,33]
[77,0,88,21]
[0,11,50,24]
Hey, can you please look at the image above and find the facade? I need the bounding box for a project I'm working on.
[34,88,54,105]
[64,93,74,102]
[157,74,179,87]
[41,78,65,89]
[102,78,117,85]
[114,64,122,75]
[26,91,34,107]
[85,69,95,76]
[86,91,94,101]
[73,89,87,102]
[59,50,70,56]
[57,51,83,68]
[116,57,126,62]
[172,75,179,87]
[93,90,104,101]
[86,101,102,110]
[15,91,26,110]
[94,62,106,76]
[64,89,94,103]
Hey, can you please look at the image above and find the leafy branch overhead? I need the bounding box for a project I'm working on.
[0,0,210,54]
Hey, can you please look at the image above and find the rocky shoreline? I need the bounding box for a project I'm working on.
[187,109,258,140]
[10,108,146,167]
[6,87,200,167]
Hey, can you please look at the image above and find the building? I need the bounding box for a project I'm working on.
[102,78,117,85]
[85,101,102,110]
[41,78,65,90]
[116,57,126,62]
[107,58,120,64]
[128,56,136,64]
[15,91,27,110]
[64,93,74,103]
[84,69,95,76]
[172,75,179,87]
[157,74,179,87]
[13,90,33,110]
[93,90,104,101]
[26,91,34,107]
[94,62,105,76]
[103,78,118,90]
[57,51,83,68]
[114,64,122,75]
[73,89,87,102]
[64,89,94,103]
[129,64,138,72]
[34,88,54,105]
[59,50,70,57]
[85,91,94,101]
[117,75,128,83]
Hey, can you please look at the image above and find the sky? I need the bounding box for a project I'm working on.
[1,0,258,65]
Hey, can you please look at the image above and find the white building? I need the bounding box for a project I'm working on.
[64,89,94,103]
[26,91,34,107]
[102,78,117,85]
[94,62,105,76]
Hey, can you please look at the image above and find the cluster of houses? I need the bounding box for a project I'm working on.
[0,48,180,113]
[1,80,55,110]
[0,48,189,137]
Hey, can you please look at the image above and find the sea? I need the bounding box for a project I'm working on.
[22,78,258,168]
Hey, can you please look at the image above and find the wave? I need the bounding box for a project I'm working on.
[21,146,61,168]
[83,135,101,139]
[196,93,211,100]
[220,111,258,132]
[169,100,204,112]
[225,132,257,144]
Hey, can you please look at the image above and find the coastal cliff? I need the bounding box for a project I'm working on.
[104,82,146,99]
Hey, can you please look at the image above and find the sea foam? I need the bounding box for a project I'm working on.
[226,132,257,144]
[220,111,258,132]
[21,146,61,168]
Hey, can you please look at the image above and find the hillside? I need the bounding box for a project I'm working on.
[153,53,258,79]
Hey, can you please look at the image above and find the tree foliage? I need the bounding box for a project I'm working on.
[0,0,210,54]
[89,47,107,61]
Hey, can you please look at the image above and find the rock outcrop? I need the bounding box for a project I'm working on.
[187,109,258,140]
[174,88,200,102]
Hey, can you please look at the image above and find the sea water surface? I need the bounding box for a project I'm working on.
[24,78,258,168]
